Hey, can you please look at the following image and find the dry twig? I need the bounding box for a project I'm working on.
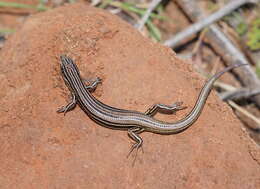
[170,0,260,107]
[136,0,162,30]
[220,88,260,101]
[228,100,260,126]
[164,0,259,47]
[91,0,102,6]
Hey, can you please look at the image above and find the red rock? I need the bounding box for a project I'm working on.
[0,3,259,189]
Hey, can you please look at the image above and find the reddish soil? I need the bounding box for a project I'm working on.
[0,3,259,189]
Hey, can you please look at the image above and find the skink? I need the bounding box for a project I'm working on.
[57,55,246,154]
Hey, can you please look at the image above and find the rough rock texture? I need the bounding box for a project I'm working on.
[0,3,259,189]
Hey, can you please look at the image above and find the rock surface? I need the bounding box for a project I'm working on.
[0,3,259,189]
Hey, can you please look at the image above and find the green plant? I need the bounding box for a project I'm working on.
[98,1,165,42]
[247,18,260,51]
[0,1,49,11]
